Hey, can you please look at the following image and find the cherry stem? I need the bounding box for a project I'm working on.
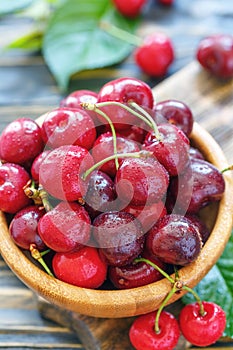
[155,283,178,333]
[129,101,162,141]
[30,244,54,277]
[82,150,153,180]
[182,285,206,316]
[99,21,143,47]
[134,257,175,284]
[222,164,233,173]
[95,101,161,140]
[81,102,119,170]
[24,181,53,212]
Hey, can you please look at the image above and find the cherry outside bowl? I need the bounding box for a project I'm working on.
[0,120,232,318]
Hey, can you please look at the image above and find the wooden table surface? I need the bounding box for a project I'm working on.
[0,1,233,349]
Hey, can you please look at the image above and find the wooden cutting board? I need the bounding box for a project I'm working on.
[38,61,233,350]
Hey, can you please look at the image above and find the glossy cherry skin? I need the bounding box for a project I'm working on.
[38,201,91,253]
[185,214,210,244]
[146,214,202,266]
[60,89,98,108]
[92,132,140,178]
[31,150,51,182]
[97,77,154,130]
[169,158,225,214]
[196,34,233,79]
[9,205,46,251]
[109,251,167,289]
[129,311,180,350]
[179,301,226,347]
[122,200,167,233]
[112,0,146,17]
[39,145,94,202]
[154,99,194,136]
[92,211,145,266]
[84,170,118,220]
[115,156,169,207]
[134,33,174,77]
[52,246,107,288]
[0,163,31,214]
[143,123,190,176]
[0,118,44,165]
[41,107,96,150]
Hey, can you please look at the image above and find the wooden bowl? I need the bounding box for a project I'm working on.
[0,121,232,318]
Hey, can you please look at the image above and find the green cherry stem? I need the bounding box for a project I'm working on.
[129,101,162,141]
[30,244,54,277]
[155,283,178,333]
[81,102,119,170]
[99,21,143,47]
[82,150,153,180]
[95,101,161,140]
[182,285,206,316]
[222,164,233,173]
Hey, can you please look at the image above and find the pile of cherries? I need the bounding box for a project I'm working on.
[0,77,227,349]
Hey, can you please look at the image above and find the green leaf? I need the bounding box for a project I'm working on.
[0,0,35,16]
[6,30,43,51]
[42,0,139,90]
[182,229,233,338]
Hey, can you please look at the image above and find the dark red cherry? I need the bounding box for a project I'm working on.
[9,205,46,250]
[52,246,107,288]
[143,123,190,176]
[185,214,210,244]
[115,156,169,206]
[38,201,91,253]
[0,163,31,214]
[92,132,140,177]
[146,214,202,266]
[92,211,145,266]
[189,146,205,160]
[0,118,44,165]
[169,158,225,214]
[39,145,94,202]
[196,34,233,79]
[84,170,119,219]
[154,99,194,136]
[41,107,96,150]
[109,250,167,289]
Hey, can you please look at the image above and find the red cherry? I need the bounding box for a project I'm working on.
[112,0,146,17]
[129,311,180,350]
[39,145,94,202]
[143,123,190,176]
[97,77,154,130]
[154,99,194,137]
[60,89,98,108]
[0,163,31,214]
[31,150,51,182]
[0,118,44,165]
[146,214,202,266]
[115,156,169,207]
[41,107,96,150]
[179,301,226,347]
[122,200,167,233]
[38,201,91,253]
[134,33,174,77]
[9,205,46,251]
[196,34,233,79]
[92,132,140,178]
[52,246,107,288]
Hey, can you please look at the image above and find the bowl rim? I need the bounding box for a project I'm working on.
[0,121,232,318]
